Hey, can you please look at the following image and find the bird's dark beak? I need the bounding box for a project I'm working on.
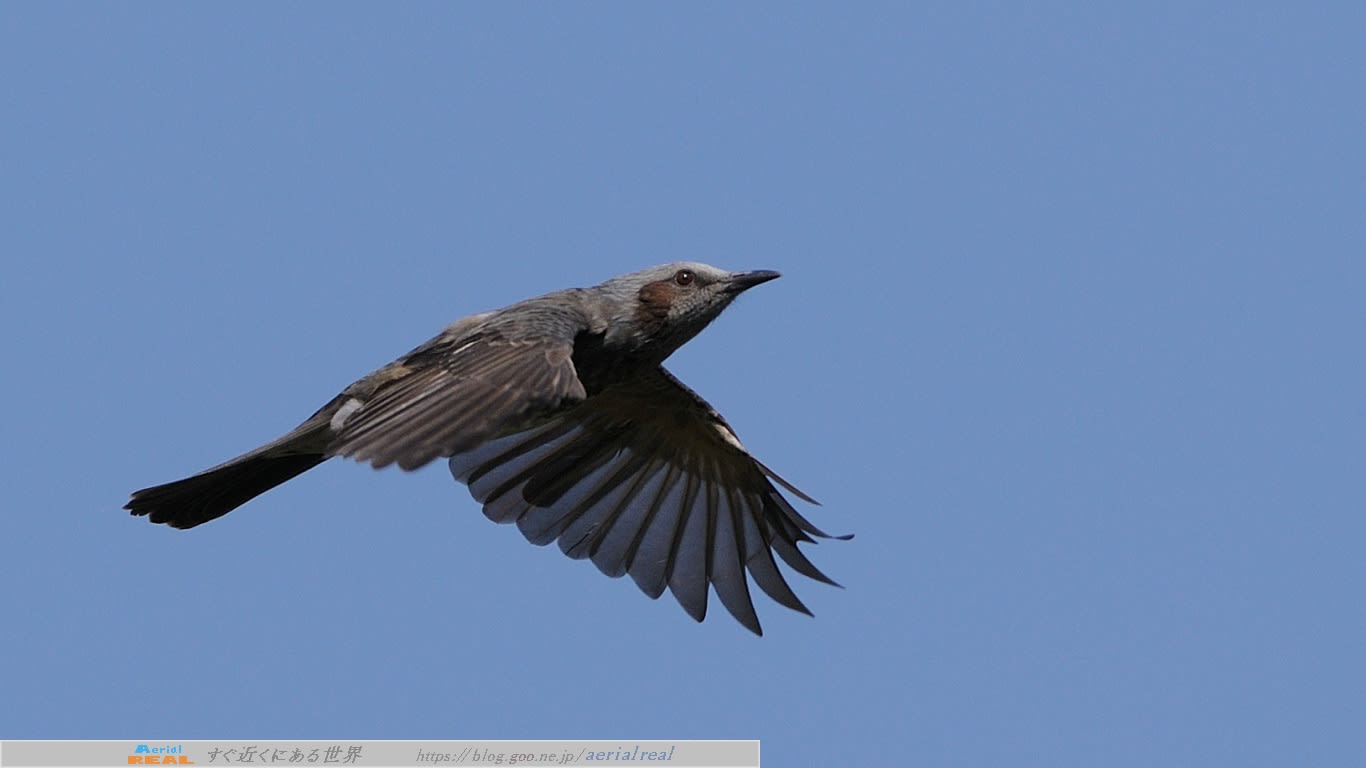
[724,270,781,293]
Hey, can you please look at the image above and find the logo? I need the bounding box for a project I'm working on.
[128,744,194,764]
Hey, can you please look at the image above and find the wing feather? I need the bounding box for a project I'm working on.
[710,483,761,634]
[667,473,712,622]
[331,333,585,471]
[625,462,690,600]
[446,365,844,634]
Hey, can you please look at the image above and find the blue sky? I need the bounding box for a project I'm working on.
[3,3,1364,765]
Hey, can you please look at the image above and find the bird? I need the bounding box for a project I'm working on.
[124,262,847,634]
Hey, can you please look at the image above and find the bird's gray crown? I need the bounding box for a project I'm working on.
[594,261,734,293]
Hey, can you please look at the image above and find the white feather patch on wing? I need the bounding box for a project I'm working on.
[712,421,748,452]
[329,397,364,432]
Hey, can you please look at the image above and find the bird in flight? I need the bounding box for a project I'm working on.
[125,262,846,634]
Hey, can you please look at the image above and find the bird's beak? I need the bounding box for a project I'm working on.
[724,270,781,293]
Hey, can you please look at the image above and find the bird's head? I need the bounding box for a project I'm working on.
[597,262,780,359]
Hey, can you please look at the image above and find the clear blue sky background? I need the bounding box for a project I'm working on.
[3,3,1363,765]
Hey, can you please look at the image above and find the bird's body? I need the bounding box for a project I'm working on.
[125,262,845,634]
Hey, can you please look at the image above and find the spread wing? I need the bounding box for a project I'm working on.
[448,366,847,635]
[330,326,587,471]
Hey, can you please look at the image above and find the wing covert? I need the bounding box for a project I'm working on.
[331,331,587,471]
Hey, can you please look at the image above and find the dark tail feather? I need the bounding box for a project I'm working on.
[125,452,327,529]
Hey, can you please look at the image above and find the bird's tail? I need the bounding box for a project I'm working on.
[124,396,352,529]
[125,451,327,529]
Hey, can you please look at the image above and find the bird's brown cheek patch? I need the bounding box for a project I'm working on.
[636,281,676,326]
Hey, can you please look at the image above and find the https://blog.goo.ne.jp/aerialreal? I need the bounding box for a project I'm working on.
[125,262,848,635]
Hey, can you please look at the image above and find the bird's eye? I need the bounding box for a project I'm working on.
[674,269,695,286]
